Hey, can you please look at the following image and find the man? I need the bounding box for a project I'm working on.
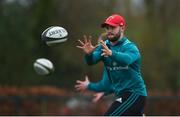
[75,14,147,116]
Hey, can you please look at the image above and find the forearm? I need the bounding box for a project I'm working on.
[88,82,105,92]
[87,82,113,95]
[84,48,102,65]
[111,50,133,66]
[110,46,140,66]
[85,54,97,65]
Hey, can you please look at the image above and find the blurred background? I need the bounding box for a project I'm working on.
[0,0,180,115]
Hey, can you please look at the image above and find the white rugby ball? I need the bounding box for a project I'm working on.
[41,26,68,46]
[33,58,54,75]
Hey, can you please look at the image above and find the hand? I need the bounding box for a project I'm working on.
[99,40,112,57]
[75,75,90,92]
[92,92,104,103]
[76,35,98,55]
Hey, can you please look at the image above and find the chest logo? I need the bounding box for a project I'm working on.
[113,62,117,66]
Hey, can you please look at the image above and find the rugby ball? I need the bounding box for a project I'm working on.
[33,58,54,75]
[41,26,68,46]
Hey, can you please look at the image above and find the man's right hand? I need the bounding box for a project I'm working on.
[75,75,90,93]
[76,35,98,55]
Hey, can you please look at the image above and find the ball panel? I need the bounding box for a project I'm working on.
[36,58,54,70]
[34,62,50,75]
[41,26,54,40]
[33,58,54,75]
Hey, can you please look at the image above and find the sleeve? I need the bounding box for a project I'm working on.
[87,68,113,96]
[110,43,140,66]
[84,45,102,65]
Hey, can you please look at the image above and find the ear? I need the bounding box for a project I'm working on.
[120,26,125,32]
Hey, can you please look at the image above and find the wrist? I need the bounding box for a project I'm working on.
[86,49,94,55]
[86,82,90,87]
[86,82,91,90]
[85,52,92,56]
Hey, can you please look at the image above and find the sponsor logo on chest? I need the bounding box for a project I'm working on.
[107,66,129,71]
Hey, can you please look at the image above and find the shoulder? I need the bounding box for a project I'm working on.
[123,37,139,51]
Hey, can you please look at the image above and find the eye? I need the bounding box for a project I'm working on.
[105,26,109,30]
[105,26,114,30]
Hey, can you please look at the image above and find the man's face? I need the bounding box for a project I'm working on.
[105,25,123,42]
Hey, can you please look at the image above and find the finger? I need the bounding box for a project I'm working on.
[74,85,81,88]
[99,40,106,46]
[75,84,84,89]
[101,49,107,52]
[101,49,107,53]
[76,46,84,49]
[78,39,84,45]
[75,86,83,91]
[99,39,104,43]
[99,40,107,46]
[75,85,82,89]
[85,75,89,81]
[101,53,105,56]
[88,38,92,45]
[76,80,83,84]
[100,43,109,50]
[98,39,101,44]
[101,53,108,57]
[83,35,87,39]
[94,44,99,48]
[89,35,92,40]
[75,87,82,91]
[75,86,79,90]
[83,35,88,43]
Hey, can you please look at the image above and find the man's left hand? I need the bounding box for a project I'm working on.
[99,40,112,57]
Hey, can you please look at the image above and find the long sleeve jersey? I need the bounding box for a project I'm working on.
[85,37,147,97]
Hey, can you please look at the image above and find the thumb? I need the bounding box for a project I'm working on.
[85,75,89,81]
[94,44,99,49]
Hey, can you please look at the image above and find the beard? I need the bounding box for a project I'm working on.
[107,32,121,42]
